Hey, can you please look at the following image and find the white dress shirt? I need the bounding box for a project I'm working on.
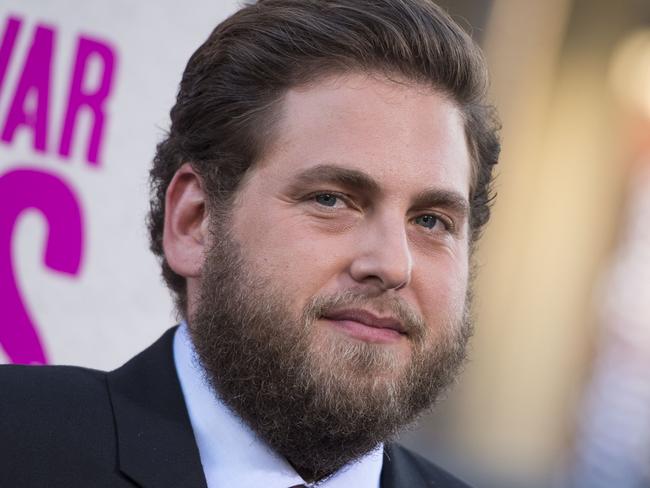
[173,323,384,488]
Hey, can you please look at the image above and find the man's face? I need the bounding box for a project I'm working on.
[231,71,470,366]
[189,71,472,480]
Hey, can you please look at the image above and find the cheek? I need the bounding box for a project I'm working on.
[233,209,348,296]
[414,252,469,325]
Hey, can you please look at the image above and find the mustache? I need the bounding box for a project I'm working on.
[302,289,426,339]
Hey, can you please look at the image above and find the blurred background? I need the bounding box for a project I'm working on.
[1,1,649,486]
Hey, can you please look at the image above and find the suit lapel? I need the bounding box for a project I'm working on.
[107,327,207,488]
[381,443,424,488]
[380,443,470,488]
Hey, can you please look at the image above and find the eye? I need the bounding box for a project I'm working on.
[314,193,339,207]
[414,214,438,228]
[414,214,449,231]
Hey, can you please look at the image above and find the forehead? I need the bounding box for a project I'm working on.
[255,72,471,198]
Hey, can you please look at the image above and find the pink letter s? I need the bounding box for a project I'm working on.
[0,168,83,364]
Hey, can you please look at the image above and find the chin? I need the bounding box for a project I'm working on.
[309,330,413,380]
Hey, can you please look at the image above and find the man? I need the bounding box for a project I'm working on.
[0,1,499,486]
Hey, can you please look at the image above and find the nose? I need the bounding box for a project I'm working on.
[348,216,413,291]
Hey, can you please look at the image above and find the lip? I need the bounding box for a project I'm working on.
[321,308,406,343]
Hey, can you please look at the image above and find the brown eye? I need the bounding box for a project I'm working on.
[315,194,338,207]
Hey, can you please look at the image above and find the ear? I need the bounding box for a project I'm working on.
[162,163,209,278]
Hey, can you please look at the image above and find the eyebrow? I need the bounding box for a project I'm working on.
[288,164,381,195]
[411,188,469,219]
[288,163,469,217]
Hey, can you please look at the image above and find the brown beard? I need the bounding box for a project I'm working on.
[188,222,473,483]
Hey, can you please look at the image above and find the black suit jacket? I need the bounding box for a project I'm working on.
[0,327,471,487]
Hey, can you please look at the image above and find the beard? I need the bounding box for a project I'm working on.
[188,221,473,482]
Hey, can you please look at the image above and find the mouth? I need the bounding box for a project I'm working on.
[320,308,407,344]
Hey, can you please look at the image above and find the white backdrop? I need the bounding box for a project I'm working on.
[0,1,240,368]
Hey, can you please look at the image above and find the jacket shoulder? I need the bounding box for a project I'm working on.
[0,361,105,388]
[0,364,119,484]
[382,443,473,488]
[0,363,108,415]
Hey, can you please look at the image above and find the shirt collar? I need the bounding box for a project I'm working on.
[173,322,384,488]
